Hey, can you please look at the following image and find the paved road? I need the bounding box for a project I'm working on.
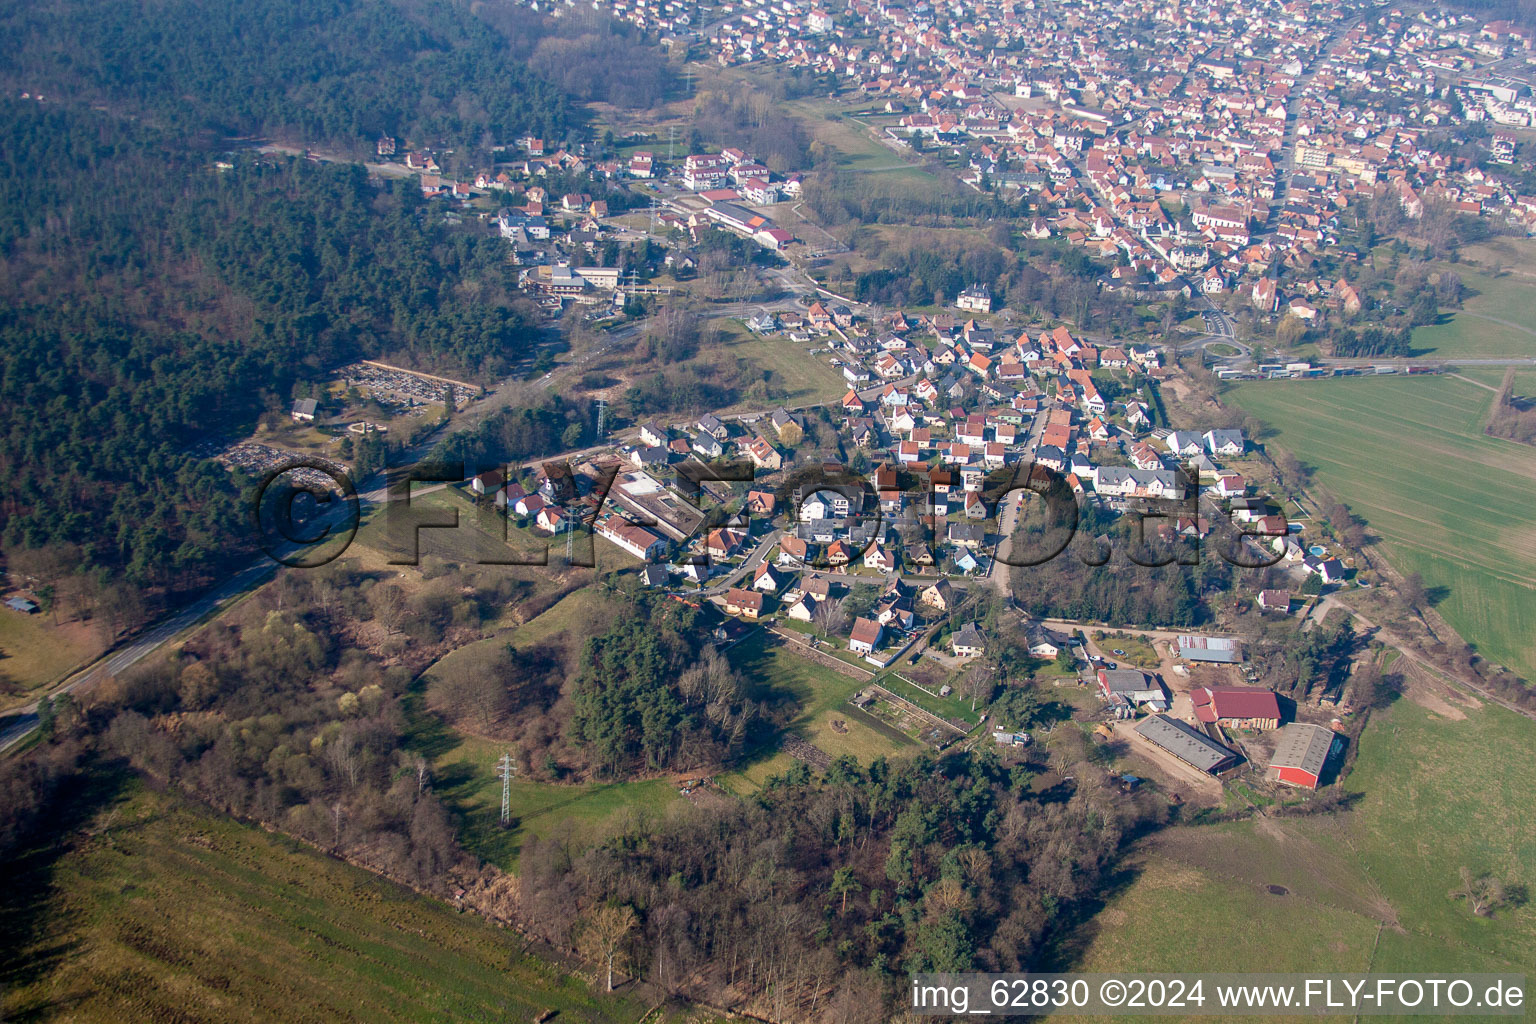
[699,529,783,596]
[0,559,280,754]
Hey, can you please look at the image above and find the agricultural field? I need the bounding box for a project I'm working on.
[1069,696,1536,982]
[0,779,664,1024]
[1229,376,1536,680]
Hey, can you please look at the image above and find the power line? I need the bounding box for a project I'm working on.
[495,752,515,826]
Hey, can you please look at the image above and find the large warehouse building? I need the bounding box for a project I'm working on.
[1267,722,1340,789]
[1135,714,1238,774]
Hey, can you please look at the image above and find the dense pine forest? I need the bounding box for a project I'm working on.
[0,0,577,154]
[0,98,544,588]
[0,0,687,591]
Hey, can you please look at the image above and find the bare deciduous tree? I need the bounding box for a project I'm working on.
[578,903,637,991]
[812,595,848,639]
[370,583,407,636]
[1449,867,1507,917]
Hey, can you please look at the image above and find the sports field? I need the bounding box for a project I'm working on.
[0,779,663,1023]
[1071,695,1536,983]
[1229,375,1536,679]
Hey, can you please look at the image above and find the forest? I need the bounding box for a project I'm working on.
[1,558,1167,1022]
[0,100,543,590]
[0,0,579,155]
[1007,500,1225,629]
[1326,325,1414,358]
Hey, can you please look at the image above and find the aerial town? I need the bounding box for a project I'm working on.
[1,0,1534,1018]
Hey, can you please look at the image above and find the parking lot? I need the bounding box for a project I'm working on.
[214,442,349,492]
[336,362,473,409]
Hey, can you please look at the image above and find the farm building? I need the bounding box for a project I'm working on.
[1176,635,1241,663]
[1135,714,1239,774]
[1098,669,1168,711]
[1267,723,1340,789]
[1191,687,1281,730]
[597,520,668,561]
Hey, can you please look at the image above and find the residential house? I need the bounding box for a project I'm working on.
[747,436,783,471]
[752,562,786,593]
[955,283,993,312]
[849,617,884,655]
[948,523,986,549]
[535,506,570,534]
[1257,590,1292,613]
[706,528,748,561]
[724,587,765,618]
[951,622,986,658]
[1305,555,1346,584]
[777,535,813,567]
[788,593,818,622]
[1203,429,1245,456]
[471,468,504,496]
[921,579,955,612]
[697,413,729,440]
[864,544,897,574]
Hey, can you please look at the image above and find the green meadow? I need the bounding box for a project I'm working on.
[1068,696,1536,1007]
[0,780,665,1024]
[1229,376,1536,680]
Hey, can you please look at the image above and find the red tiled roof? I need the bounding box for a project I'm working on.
[1191,686,1280,723]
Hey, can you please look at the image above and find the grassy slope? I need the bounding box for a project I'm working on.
[0,613,102,709]
[1410,262,1536,359]
[0,780,656,1024]
[407,588,677,871]
[718,630,918,791]
[696,320,847,412]
[1071,698,1536,993]
[1228,376,1536,679]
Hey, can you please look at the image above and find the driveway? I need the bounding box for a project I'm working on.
[1112,719,1224,803]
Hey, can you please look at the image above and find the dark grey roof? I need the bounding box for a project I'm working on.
[953,622,985,649]
[1100,668,1155,694]
[1136,714,1237,773]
